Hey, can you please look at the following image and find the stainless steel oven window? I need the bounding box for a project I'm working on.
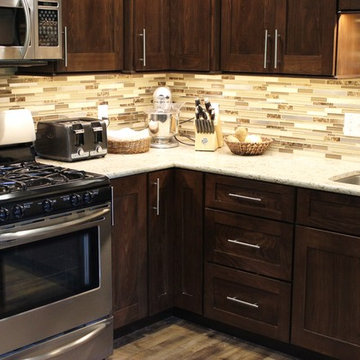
[0,226,100,320]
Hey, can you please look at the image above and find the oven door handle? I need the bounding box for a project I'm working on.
[0,208,110,244]
[24,317,112,360]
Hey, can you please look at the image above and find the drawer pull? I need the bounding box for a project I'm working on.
[226,296,259,309]
[227,239,261,249]
[228,193,262,203]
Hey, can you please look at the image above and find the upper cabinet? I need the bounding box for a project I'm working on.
[124,0,169,71]
[58,0,123,72]
[221,0,337,76]
[169,0,220,72]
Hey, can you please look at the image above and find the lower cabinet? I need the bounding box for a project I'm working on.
[204,263,291,342]
[174,169,204,315]
[111,174,148,329]
[148,170,174,315]
[292,226,360,359]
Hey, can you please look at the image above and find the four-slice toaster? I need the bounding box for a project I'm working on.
[35,118,108,162]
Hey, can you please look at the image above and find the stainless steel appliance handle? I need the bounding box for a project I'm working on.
[274,29,279,69]
[0,208,110,243]
[227,239,261,249]
[64,26,68,67]
[139,28,146,67]
[227,296,259,309]
[21,0,31,58]
[153,177,160,216]
[23,318,111,360]
[228,193,262,202]
[264,29,269,69]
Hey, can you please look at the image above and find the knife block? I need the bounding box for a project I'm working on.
[195,105,223,151]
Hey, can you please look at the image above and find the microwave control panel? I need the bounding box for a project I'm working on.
[38,1,60,47]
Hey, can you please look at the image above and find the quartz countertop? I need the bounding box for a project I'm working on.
[38,145,360,196]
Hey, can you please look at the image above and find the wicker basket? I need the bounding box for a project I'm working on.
[108,137,151,154]
[225,136,273,156]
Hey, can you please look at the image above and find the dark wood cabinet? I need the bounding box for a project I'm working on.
[205,263,291,342]
[205,209,293,281]
[174,169,204,315]
[148,170,174,315]
[221,0,336,76]
[170,0,220,71]
[292,226,360,359]
[339,0,360,10]
[124,0,169,71]
[111,174,147,330]
[57,0,123,72]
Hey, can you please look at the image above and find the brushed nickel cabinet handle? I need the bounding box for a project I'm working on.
[138,28,146,67]
[64,26,68,68]
[274,29,280,69]
[153,178,160,216]
[228,193,262,202]
[227,296,259,309]
[227,239,261,249]
[264,29,269,69]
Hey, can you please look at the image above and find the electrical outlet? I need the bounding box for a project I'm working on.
[97,104,109,127]
[344,113,360,137]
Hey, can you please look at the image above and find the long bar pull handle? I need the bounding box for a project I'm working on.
[64,26,68,68]
[227,239,261,249]
[153,178,160,216]
[274,29,279,69]
[227,296,259,309]
[264,29,269,69]
[228,193,262,203]
[139,28,146,67]
[21,0,31,58]
[111,186,114,226]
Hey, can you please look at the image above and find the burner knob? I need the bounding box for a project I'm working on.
[83,191,93,204]
[42,199,54,212]
[0,207,9,221]
[70,194,81,206]
[13,204,24,219]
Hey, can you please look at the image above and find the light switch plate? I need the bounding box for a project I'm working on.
[344,113,360,137]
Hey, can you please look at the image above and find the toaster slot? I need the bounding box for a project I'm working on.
[91,122,103,144]
[72,124,85,147]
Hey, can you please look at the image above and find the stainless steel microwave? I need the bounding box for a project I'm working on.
[0,0,62,63]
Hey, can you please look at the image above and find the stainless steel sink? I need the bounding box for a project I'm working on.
[332,173,360,185]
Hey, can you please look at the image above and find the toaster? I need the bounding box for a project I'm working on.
[35,117,108,162]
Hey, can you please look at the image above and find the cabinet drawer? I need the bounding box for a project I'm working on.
[204,263,291,342]
[205,209,293,280]
[205,174,295,221]
[297,188,360,235]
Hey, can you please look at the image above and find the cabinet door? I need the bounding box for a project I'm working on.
[174,170,203,315]
[292,226,360,359]
[111,175,147,329]
[148,170,174,315]
[280,0,336,75]
[221,0,278,73]
[133,0,169,71]
[57,0,123,72]
[170,0,220,71]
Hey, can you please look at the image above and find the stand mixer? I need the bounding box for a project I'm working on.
[147,87,182,148]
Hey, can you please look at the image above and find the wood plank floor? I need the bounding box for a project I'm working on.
[110,317,298,360]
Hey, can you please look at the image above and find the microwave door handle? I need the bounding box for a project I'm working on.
[20,0,31,58]
[0,207,110,244]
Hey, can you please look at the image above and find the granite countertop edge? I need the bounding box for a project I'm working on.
[37,145,360,196]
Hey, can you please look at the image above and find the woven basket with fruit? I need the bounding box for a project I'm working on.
[225,127,273,156]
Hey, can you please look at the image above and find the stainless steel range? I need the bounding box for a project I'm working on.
[0,110,113,360]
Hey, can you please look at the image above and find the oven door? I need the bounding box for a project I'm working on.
[0,0,33,60]
[0,204,112,357]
